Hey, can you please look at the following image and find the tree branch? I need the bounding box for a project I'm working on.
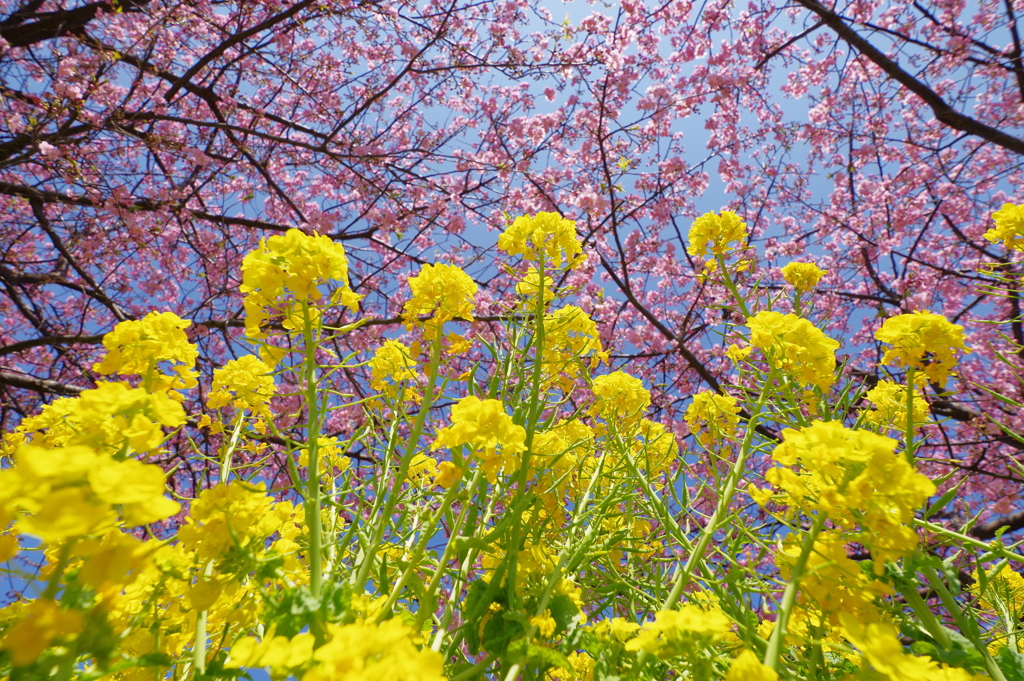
[793,0,1024,156]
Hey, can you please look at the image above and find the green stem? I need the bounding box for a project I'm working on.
[415,468,485,629]
[631,370,776,678]
[502,262,551,610]
[914,519,1024,562]
[220,410,246,483]
[192,560,214,679]
[193,608,208,678]
[904,367,917,464]
[900,581,952,650]
[716,253,752,319]
[660,369,775,611]
[450,654,495,681]
[376,476,470,623]
[41,541,75,600]
[922,566,1008,681]
[301,303,324,601]
[763,512,827,671]
[353,337,443,591]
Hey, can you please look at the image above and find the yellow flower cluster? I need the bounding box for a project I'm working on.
[306,619,447,681]
[747,311,840,390]
[177,482,303,571]
[839,614,984,681]
[593,617,642,642]
[93,311,199,393]
[498,212,584,269]
[542,305,609,383]
[0,599,85,667]
[726,650,778,681]
[624,604,733,658]
[13,380,186,454]
[240,228,361,340]
[227,631,315,676]
[547,651,596,681]
[516,266,556,303]
[863,380,929,432]
[407,452,440,487]
[630,419,680,480]
[686,210,747,258]
[530,419,595,495]
[530,610,558,638]
[431,396,527,482]
[778,531,889,622]
[299,436,351,477]
[972,565,1024,618]
[684,391,741,447]
[602,514,663,565]
[875,311,970,386]
[206,354,277,423]
[590,371,651,427]
[985,202,1024,252]
[401,263,477,337]
[368,339,420,399]
[765,421,935,566]
[781,261,827,293]
[2,358,186,552]
[1,443,179,542]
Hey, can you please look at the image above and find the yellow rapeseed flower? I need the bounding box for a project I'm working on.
[178,482,302,565]
[530,610,557,638]
[875,311,969,386]
[765,421,935,567]
[624,605,732,658]
[24,381,185,457]
[499,212,583,269]
[972,565,1024,618]
[543,305,609,374]
[93,311,199,392]
[747,311,840,390]
[227,632,315,675]
[863,380,929,432]
[240,228,361,339]
[0,599,85,666]
[593,617,642,642]
[781,261,827,293]
[298,436,351,476]
[516,266,556,303]
[684,391,741,447]
[434,460,463,489]
[408,453,439,487]
[590,371,651,427]
[778,531,889,621]
[687,210,747,258]
[986,202,1024,252]
[368,340,420,397]
[726,649,779,681]
[431,396,527,482]
[402,263,477,336]
[207,355,276,422]
[303,618,447,681]
[838,613,978,680]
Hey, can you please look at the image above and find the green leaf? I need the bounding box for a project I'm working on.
[925,481,964,519]
[453,537,492,554]
[507,639,572,671]
[547,594,580,634]
[463,579,494,655]
[73,653,178,681]
[450,662,486,681]
[480,608,524,656]
[997,646,1024,681]
[907,625,987,672]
